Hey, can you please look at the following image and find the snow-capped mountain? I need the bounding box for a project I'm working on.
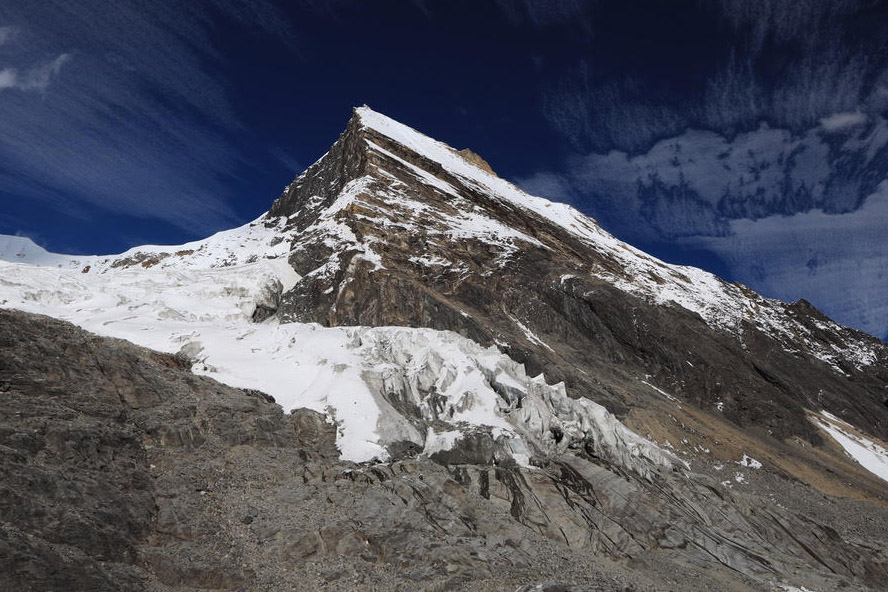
[2,106,888,591]
[268,107,888,449]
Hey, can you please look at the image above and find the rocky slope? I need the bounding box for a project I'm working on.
[4,309,888,592]
[0,309,649,591]
[1,107,888,590]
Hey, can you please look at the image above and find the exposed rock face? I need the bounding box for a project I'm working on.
[3,309,888,592]
[457,148,497,175]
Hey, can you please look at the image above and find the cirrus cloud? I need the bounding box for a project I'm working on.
[0,1,295,239]
[0,25,17,45]
[0,53,70,92]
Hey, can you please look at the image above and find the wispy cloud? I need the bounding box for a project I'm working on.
[0,1,293,235]
[705,0,860,56]
[541,0,888,154]
[701,51,762,131]
[542,62,688,153]
[0,25,17,45]
[495,0,593,34]
[703,0,885,132]
[0,53,69,92]
[820,111,868,132]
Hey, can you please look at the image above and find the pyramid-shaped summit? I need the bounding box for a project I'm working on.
[266,106,887,445]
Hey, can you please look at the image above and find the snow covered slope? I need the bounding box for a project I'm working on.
[0,215,299,279]
[0,220,670,476]
[0,235,79,267]
[814,411,888,484]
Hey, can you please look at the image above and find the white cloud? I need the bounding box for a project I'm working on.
[0,54,70,92]
[0,68,15,89]
[0,25,17,45]
[820,111,868,132]
[684,181,888,339]
[567,122,839,240]
[22,54,70,90]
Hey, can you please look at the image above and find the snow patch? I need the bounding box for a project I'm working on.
[737,455,762,469]
[776,584,817,592]
[641,379,678,402]
[812,411,888,484]
[508,313,554,352]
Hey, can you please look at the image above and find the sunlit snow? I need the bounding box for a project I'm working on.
[813,411,888,484]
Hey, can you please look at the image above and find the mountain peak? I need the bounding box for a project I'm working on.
[268,105,512,224]
[456,148,497,176]
[271,106,602,254]
[353,105,499,176]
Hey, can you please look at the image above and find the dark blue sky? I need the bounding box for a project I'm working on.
[2,0,888,338]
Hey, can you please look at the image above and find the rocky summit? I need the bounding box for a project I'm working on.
[1,107,887,591]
